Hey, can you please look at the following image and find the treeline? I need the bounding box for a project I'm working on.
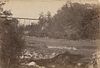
[24,2,100,40]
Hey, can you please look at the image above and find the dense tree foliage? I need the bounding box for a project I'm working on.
[25,2,100,40]
[47,3,100,39]
[0,8,25,68]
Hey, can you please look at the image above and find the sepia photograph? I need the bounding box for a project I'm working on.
[0,0,100,68]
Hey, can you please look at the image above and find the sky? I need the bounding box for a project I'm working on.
[3,0,99,18]
[2,0,99,25]
[3,0,67,18]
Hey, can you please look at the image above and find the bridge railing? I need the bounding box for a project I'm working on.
[0,15,39,20]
